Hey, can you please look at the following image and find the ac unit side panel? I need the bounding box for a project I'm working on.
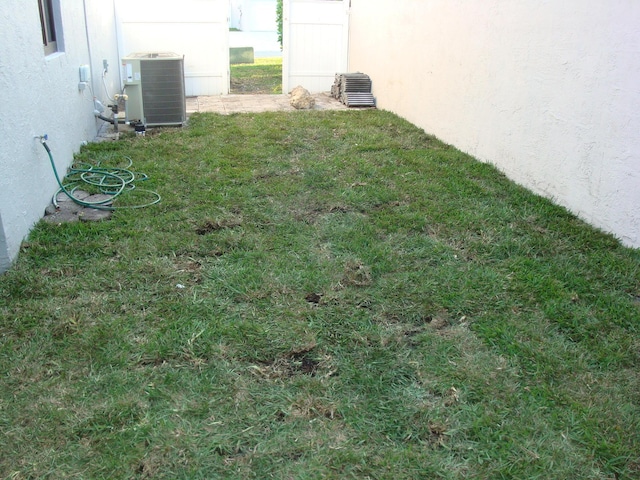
[124,84,144,123]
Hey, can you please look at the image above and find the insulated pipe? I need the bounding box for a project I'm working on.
[94,113,127,125]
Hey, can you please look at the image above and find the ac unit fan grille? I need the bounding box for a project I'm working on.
[140,59,186,125]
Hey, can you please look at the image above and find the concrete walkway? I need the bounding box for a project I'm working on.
[186,92,348,115]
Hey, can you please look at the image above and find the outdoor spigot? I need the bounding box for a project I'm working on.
[36,134,52,154]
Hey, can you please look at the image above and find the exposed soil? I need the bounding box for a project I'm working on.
[195,218,242,235]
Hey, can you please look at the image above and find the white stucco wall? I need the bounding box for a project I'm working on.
[0,214,10,273]
[85,1,123,108]
[0,0,120,273]
[349,0,640,248]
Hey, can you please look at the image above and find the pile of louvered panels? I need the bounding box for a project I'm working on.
[331,72,376,107]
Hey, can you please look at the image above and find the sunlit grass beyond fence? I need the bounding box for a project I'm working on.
[1,110,639,479]
[230,56,282,94]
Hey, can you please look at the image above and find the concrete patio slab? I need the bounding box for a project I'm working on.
[186,92,349,115]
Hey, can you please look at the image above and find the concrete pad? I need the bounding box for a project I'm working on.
[56,190,90,203]
[44,191,114,224]
[42,209,81,224]
[186,93,348,115]
[84,194,114,207]
[51,198,84,214]
[79,208,113,222]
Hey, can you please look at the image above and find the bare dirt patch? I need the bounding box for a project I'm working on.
[195,218,242,235]
[249,344,335,379]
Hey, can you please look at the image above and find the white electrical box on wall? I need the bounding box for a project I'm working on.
[121,52,186,126]
[79,65,91,83]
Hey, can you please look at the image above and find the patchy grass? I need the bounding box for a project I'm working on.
[1,110,639,479]
[230,57,282,94]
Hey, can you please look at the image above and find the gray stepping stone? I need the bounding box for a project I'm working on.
[42,210,80,224]
[79,208,112,222]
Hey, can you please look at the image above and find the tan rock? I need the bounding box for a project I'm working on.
[289,86,315,110]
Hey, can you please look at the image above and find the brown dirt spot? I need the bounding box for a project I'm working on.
[195,217,242,235]
[429,315,449,330]
[173,256,203,284]
[290,396,342,420]
[328,204,351,213]
[403,327,423,339]
[342,260,372,287]
[428,422,448,445]
[250,344,333,379]
[290,350,320,375]
[305,292,322,304]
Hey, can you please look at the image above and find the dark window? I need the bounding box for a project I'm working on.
[38,0,59,55]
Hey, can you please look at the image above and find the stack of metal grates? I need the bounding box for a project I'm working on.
[331,73,376,107]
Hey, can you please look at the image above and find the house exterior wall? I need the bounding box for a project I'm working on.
[349,0,640,248]
[0,0,120,273]
[0,214,10,273]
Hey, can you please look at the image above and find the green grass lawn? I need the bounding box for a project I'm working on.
[1,110,639,479]
[230,57,282,94]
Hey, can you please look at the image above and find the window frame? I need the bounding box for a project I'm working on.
[38,0,62,56]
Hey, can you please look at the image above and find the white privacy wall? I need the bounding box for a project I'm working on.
[349,0,640,248]
[115,0,229,96]
[283,0,350,93]
[0,0,121,272]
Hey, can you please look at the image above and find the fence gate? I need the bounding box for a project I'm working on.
[115,0,229,96]
[283,0,350,94]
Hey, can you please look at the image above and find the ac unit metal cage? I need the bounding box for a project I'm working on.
[122,52,186,126]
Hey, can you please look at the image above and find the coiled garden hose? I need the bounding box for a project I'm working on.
[40,137,161,211]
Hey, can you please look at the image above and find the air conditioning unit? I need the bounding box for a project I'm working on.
[121,52,186,126]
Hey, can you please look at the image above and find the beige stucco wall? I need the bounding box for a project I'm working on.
[349,0,640,248]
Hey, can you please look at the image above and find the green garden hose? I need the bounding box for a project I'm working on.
[40,137,161,211]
